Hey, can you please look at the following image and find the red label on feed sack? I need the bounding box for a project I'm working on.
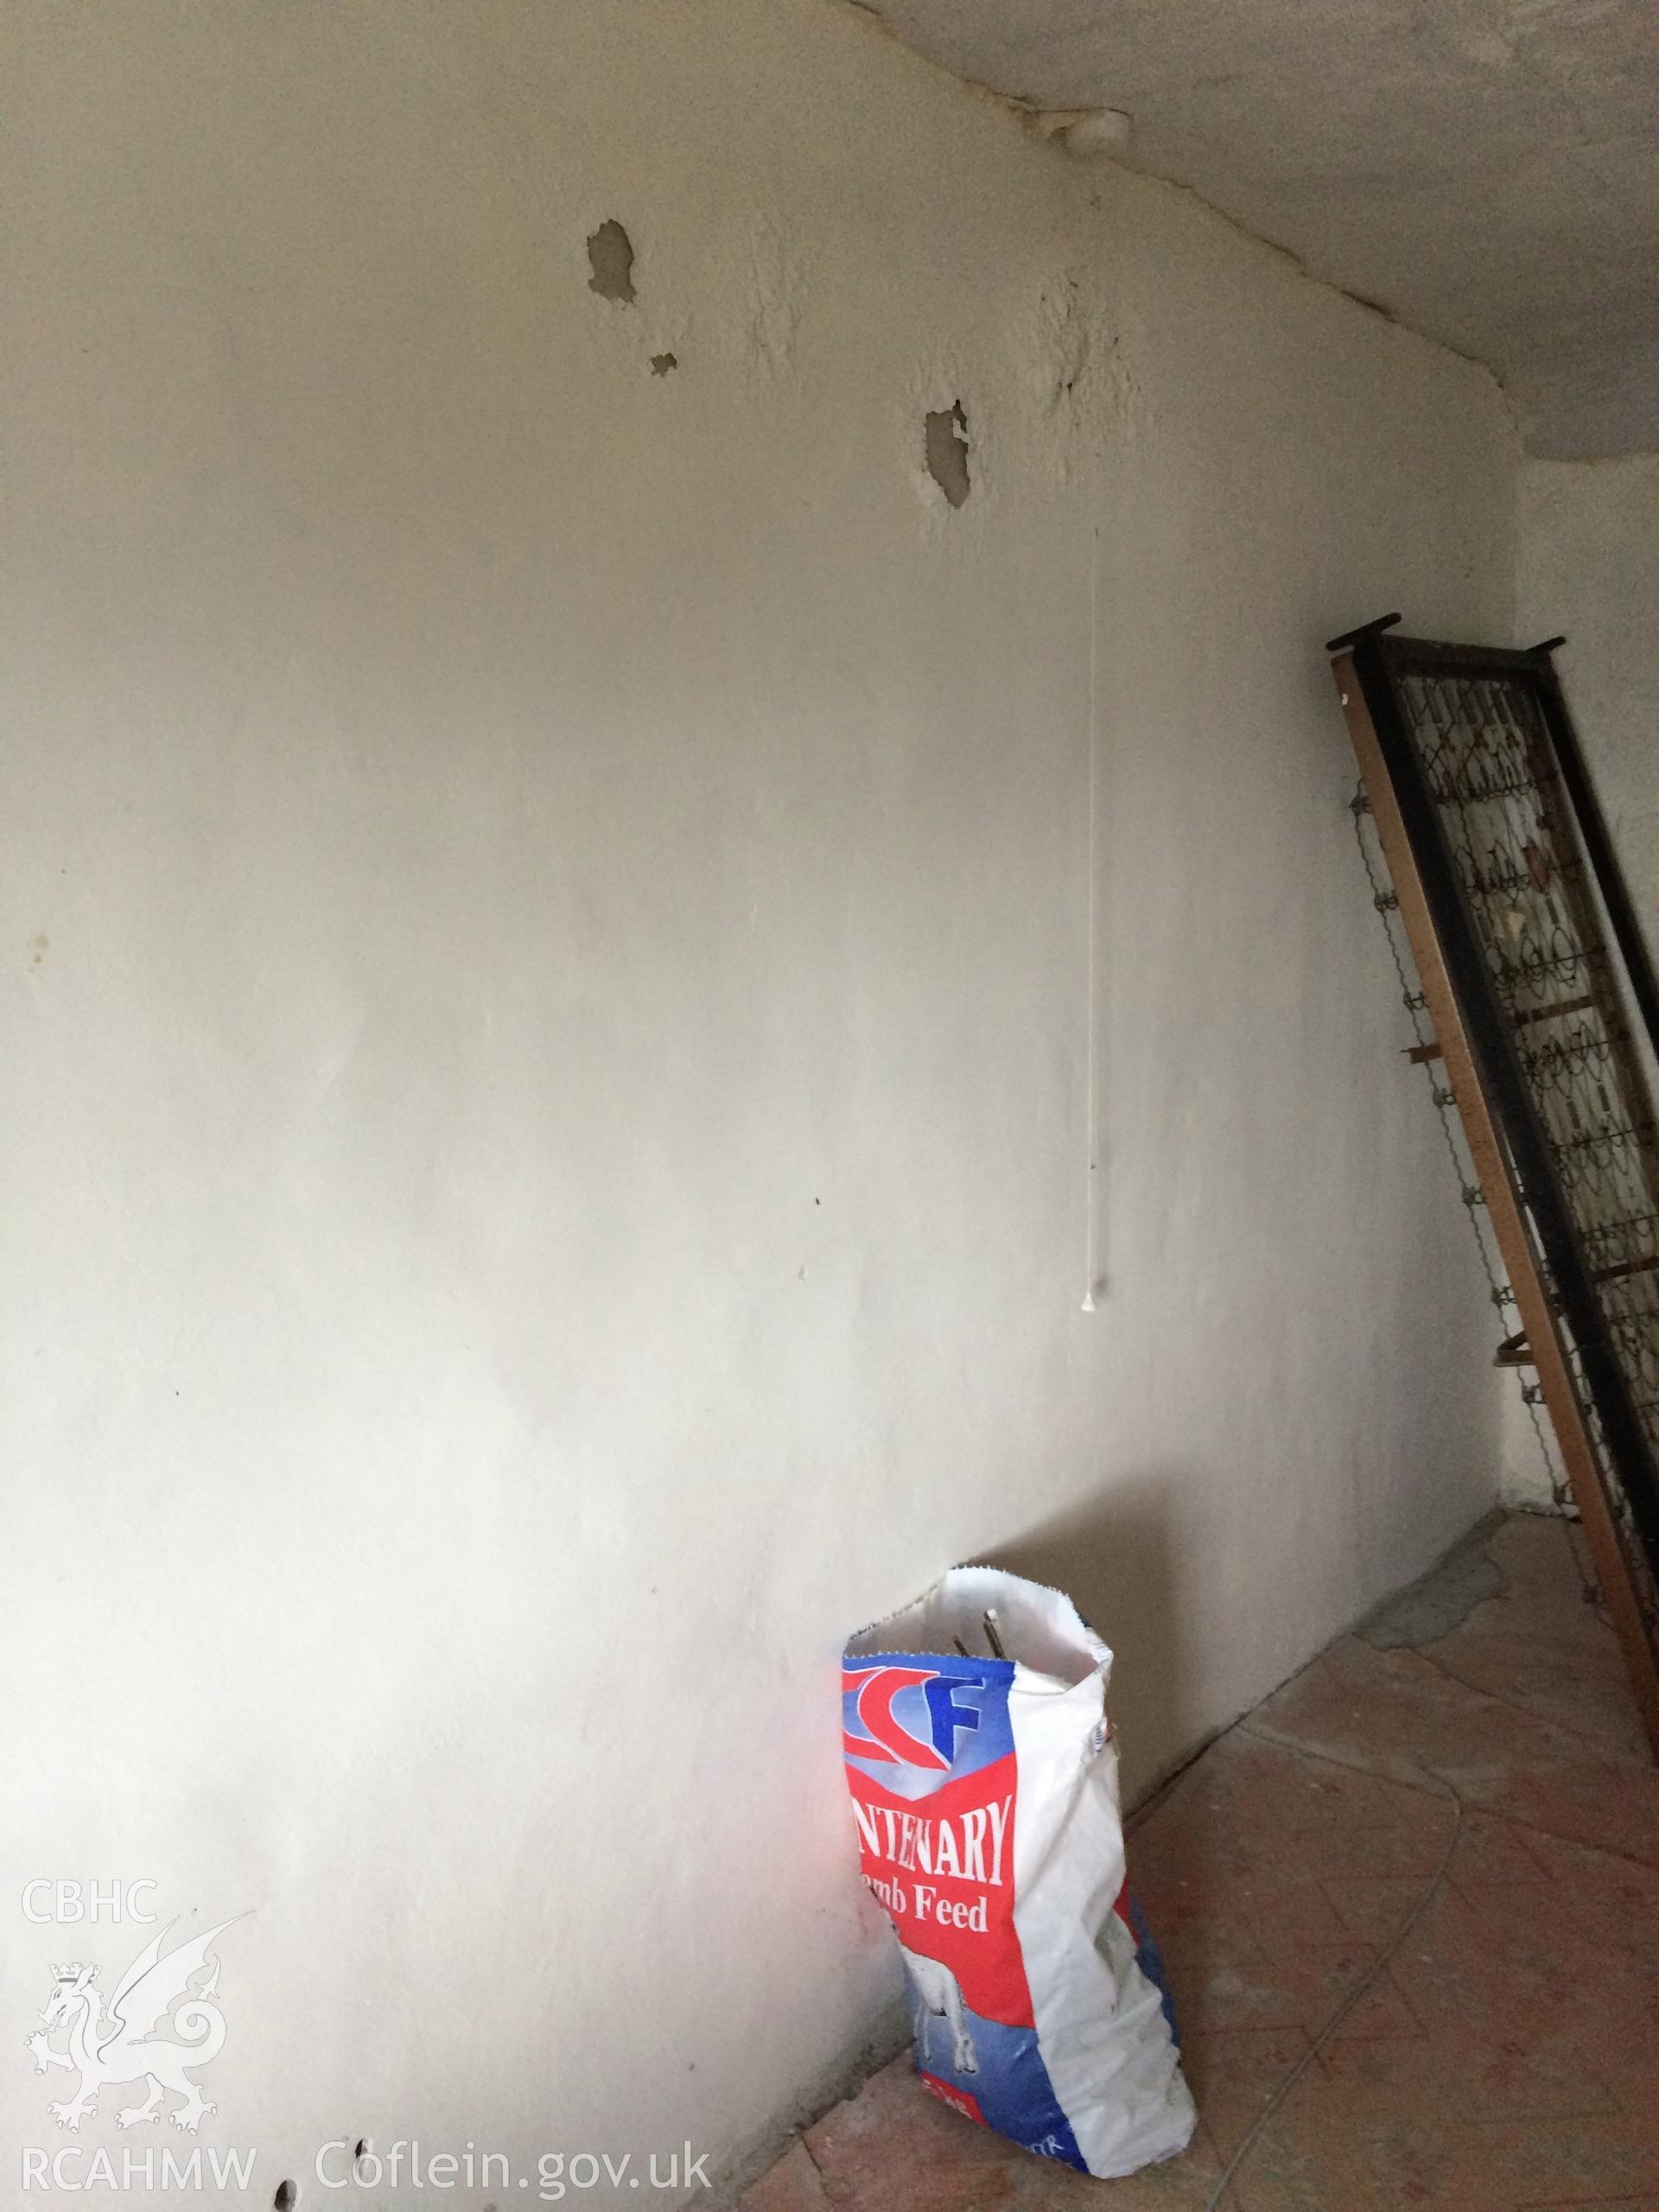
[845,1749,1033,2028]
[920,2075,987,2126]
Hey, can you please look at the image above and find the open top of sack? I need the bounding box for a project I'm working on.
[846,1566,1110,1692]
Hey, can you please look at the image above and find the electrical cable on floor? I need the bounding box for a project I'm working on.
[1201,1745,1465,2212]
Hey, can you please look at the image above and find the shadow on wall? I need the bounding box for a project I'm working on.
[972,1472,1195,1809]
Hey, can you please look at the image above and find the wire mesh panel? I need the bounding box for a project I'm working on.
[1402,664,1659,1606]
[1331,620,1659,1756]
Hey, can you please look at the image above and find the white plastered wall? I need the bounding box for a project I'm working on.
[1503,456,1659,1509]
[1519,459,1659,936]
[0,0,1514,2199]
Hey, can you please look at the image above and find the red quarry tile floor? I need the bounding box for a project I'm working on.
[742,1515,1659,2212]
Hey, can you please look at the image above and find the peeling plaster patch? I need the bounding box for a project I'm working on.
[924,403,972,507]
[586,219,636,305]
[1000,270,1138,487]
[747,215,803,377]
[649,351,678,376]
[1029,275,1090,411]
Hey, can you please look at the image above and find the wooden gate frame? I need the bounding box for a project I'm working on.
[1330,616,1659,1759]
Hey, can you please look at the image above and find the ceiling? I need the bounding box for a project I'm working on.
[859,0,1659,455]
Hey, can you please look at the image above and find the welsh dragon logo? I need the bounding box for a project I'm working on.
[24,1917,244,2135]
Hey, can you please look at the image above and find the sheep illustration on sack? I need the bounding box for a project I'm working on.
[898,1944,977,2075]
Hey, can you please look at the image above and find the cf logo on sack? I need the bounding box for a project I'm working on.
[842,1665,995,1770]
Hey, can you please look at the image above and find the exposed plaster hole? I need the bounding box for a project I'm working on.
[586,219,636,305]
[924,403,971,508]
[353,2140,370,2165]
[273,2184,300,2211]
[649,351,677,376]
